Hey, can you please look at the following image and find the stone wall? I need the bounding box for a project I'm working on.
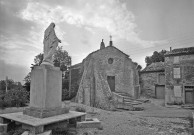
[140,71,163,98]
[75,46,139,109]
[70,66,83,98]
[93,46,136,96]
[165,54,194,105]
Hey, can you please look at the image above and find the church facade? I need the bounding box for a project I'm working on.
[71,39,140,109]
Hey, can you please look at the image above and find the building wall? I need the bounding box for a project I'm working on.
[93,47,137,96]
[76,46,139,109]
[140,71,164,98]
[165,54,194,105]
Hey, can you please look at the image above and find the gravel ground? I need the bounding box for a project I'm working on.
[71,102,192,135]
[0,101,192,135]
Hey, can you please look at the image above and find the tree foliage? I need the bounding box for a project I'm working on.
[145,50,167,66]
[53,46,71,72]
[23,73,31,92]
[0,79,22,93]
[24,46,72,100]
[3,88,29,107]
[0,79,28,109]
[34,53,43,66]
[33,46,71,73]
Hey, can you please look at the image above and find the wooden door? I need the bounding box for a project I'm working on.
[185,86,194,104]
[107,76,115,92]
[155,85,165,99]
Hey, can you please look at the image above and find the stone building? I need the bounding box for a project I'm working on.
[165,47,194,105]
[71,39,140,109]
[140,62,165,99]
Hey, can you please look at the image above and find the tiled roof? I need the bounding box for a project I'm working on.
[141,62,165,72]
[165,47,194,56]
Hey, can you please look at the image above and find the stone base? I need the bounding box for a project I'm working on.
[77,118,101,129]
[0,111,86,134]
[23,107,69,118]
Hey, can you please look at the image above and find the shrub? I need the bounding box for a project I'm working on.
[69,82,79,98]
[4,88,29,107]
[0,98,7,109]
[62,88,70,101]
[75,106,86,112]
[62,82,79,101]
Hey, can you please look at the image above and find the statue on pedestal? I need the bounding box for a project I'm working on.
[41,23,61,66]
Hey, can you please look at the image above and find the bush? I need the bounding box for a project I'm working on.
[62,88,70,101]
[0,98,7,109]
[75,106,86,112]
[4,88,29,107]
[62,82,79,101]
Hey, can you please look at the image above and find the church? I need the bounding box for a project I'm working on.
[70,37,140,110]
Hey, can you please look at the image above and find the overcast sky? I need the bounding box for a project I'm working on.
[0,0,194,83]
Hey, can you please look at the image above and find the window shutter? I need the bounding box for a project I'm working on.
[173,68,180,78]
[174,86,182,97]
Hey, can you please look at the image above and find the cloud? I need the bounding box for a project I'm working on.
[0,33,39,67]
[20,0,165,48]
[0,59,29,83]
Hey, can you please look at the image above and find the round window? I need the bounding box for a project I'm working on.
[108,58,113,64]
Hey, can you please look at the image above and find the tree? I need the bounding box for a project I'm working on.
[24,46,72,97]
[33,46,71,74]
[145,50,167,66]
[0,79,15,92]
[23,73,31,92]
[34,53,43,66]
[53,46,71,76]
[133,62,142,70]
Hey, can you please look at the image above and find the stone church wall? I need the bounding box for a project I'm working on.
[75,46,139,109]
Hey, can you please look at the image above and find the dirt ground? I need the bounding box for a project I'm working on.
[71,99,193,135]
[0,100,193,135]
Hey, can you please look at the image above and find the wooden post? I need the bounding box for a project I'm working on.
[69,62,72,98]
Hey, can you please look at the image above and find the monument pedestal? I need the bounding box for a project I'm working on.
[23,65,69,118]
[0,64,87,134]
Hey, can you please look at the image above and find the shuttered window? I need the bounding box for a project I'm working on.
[174,86,182,97]
[173,67,180,78]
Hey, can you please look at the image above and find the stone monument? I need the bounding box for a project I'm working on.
[0,23,86,135]
[41,22,61,66]
[23,22,68,118]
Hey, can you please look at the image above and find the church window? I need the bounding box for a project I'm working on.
[108,58,113,64]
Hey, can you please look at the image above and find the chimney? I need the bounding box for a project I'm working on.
[109,35,113,46]
[170,47,172,52]
[100,39,105,49]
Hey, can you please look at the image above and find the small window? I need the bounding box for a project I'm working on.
[173,67,180,78]
[108,58,113,64]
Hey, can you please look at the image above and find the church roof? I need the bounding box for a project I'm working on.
[72,43,130,67]
[86,45,129,58]
[106,46,129,57]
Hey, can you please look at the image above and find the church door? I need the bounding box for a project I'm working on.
[107,76,115,92]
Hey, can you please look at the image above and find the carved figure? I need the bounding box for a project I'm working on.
[42,23,61,66]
